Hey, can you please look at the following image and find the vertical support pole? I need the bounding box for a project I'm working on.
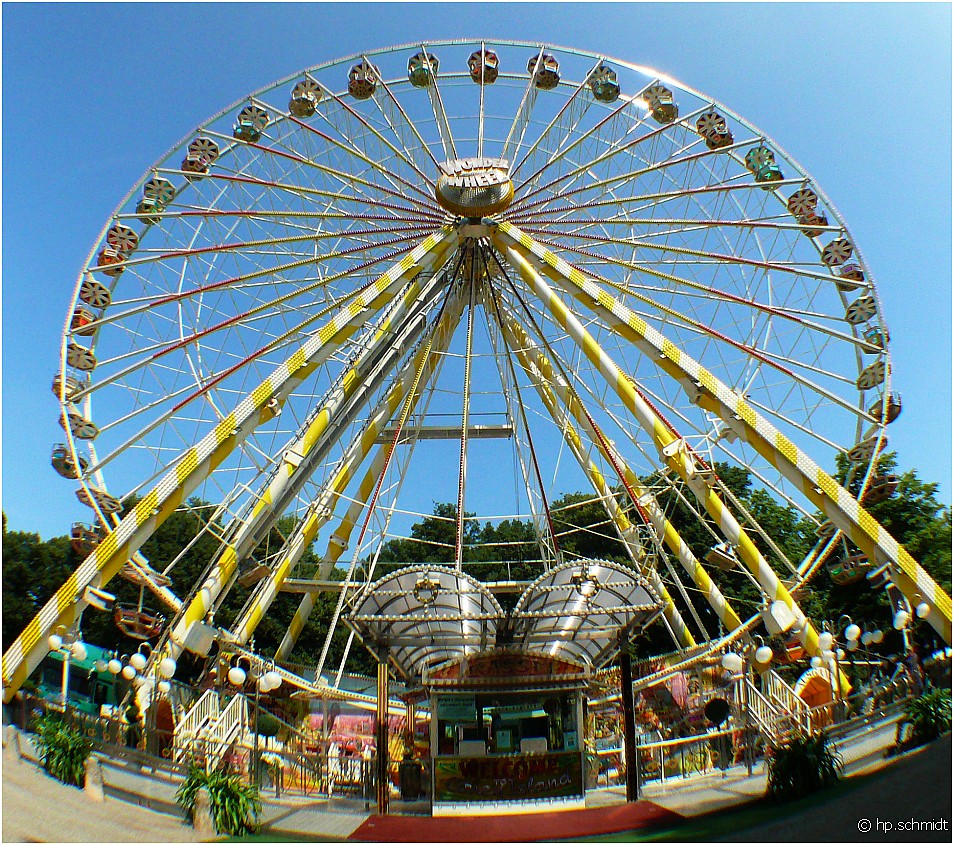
[376,651,389,815]
[60,650,71,708]
[405,700,416,749]
[619,637,639,802]
[743,665,753,776]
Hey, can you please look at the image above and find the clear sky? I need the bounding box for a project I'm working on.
[2,1,951,539]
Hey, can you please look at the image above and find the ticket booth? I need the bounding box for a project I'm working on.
[346,559,664,816]
[426,651,588,815]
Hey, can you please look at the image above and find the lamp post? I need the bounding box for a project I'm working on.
[227,655,283,785]
[47,629,87,711]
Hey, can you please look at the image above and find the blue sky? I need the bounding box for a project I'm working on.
[3,2,951,539]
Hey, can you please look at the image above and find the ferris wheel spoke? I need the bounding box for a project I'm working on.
[512,101,717,209]
[512,237,873,418]
[368,67,442,173]
[505,177,808,223]
[520,230,877,360]
[269,83,437,198]
[518,223,875,309]
[206,123,441,216]
[155,164,443,224]
[512,76,657,197]
[509,57,605,178]
[418,43,458,161]
[283,101,440,210]
[91,231,435,339]
[509,132,757,218]
[95,223,436,286]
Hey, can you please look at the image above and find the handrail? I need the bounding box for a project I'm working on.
[205,693,247,770]
[173,688,219,754]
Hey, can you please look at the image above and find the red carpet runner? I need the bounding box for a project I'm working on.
[350,801,684,842]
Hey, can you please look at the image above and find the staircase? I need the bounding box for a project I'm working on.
[173,689,248,770]
[736,671,811,744]
[762,669,813,734]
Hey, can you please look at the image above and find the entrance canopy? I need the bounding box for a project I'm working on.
[347,565,503,680]
[346,560,664,681]
[511,560,665,668]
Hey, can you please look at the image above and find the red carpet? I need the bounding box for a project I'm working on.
[350,801,684,841]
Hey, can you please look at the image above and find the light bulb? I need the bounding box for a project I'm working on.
[871,630,884,644]
[107,659,123,675]
[721,653,743,673]
[157,680,171,695]
[48,634,63,651]
[258,676,271,692]
[70,641,87,661]
[893,611,910,630]
[847,639,859,652]
[817,632,834,651]
[122,665,136,680]
[916,602,930,619]
[755,646,773,665]
[228,666,246,686]
[836,649,846,660]
[845,624,861,642]
[130,652,148,671]
[811,656,823,669]
[861,632,873,646]
[264,671,282,690]
[158,657,177,679]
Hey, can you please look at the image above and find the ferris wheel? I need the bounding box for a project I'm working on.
[4,39,950,699]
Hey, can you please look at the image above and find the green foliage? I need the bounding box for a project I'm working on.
[256,711,281,738]
[767,731,843,802]
[33,713,92,787]
[902,687,952,745]
[176,764,262,836]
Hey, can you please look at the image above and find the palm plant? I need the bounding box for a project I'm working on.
[33,713,92,787]
[767,730,843,801]
[902,687,952,746]
[176,764,262,836]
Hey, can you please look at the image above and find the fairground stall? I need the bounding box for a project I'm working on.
[346,559,664,815]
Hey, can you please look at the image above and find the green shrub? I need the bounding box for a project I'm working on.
[903,687,952,745]
[33,713,92,787]
[176,764,262,836]
[256,711,281,739]
[767,731,843,802]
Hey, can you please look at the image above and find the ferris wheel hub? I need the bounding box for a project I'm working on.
[435,156,514,217]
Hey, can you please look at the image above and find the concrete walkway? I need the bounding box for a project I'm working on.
[2,745,199,843]
[0,709,924,842]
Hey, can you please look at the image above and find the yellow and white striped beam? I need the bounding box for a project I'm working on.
[498,312,745,637]
[1,229,457,702]
[495,221,952,645]
[498,240,847,690]
[275,444,391,661]
[496,311,694,649]
[229,291,467,645]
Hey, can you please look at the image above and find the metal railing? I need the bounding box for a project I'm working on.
[204,693,247,771]
[173,688,218,761]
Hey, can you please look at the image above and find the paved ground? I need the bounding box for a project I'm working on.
[2,750,200,843]
[3,711,945,842]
